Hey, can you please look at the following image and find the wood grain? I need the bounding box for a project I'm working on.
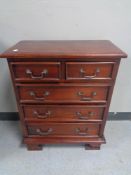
[1,40,127,59]
[0,40,127,150]
[28,123,100,137]
[23,105,105,122]
[17,84,109,104]
[11,62,61,82]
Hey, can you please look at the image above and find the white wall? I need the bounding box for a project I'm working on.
[0,0,131,112]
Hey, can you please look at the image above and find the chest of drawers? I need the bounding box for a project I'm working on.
[0,40,127,150]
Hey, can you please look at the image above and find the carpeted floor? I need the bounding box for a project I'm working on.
[0,121,131,175]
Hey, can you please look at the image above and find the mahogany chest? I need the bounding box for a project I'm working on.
[0,40,127,150]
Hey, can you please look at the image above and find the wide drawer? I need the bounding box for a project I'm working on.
[66,62,114,81]
[17,84,109,104]
[11,62,61,82]
[27,123,100,137]
[23,105,105,122]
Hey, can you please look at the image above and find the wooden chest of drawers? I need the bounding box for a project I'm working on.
[0,40,127,150]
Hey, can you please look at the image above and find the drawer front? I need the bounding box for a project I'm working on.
[28,123,100,137]
[18,84,109,103]
[23,105,105,122]
[11,62,61,82]
[66,62,114,81]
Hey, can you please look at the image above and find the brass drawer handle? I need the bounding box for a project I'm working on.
[29,91,50,101]
[76,128,88,136]
[76,111,94,119]
[77,91,97,101]
[26,69,48,79]
[80,67,100,79]
[36,128,53,136]
[33,110,51,119]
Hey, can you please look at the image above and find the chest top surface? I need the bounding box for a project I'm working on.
[0,40,127,59]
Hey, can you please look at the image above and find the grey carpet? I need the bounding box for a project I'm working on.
[0,121,131,175]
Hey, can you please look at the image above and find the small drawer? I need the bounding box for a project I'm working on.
[27,123,100,137]
[23,105,105,122]
[66,62,114,81]
[11,62,61,82]
[17,84,109,104]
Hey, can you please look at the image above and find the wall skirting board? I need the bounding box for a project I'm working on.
[0,112,131,121]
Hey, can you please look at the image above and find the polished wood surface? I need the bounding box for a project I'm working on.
[66,62,114,81]
[28,123,100,137]
[1,40,127,59]
[23,105,105,122]
[0,40,127,150]
[17,84,109,104]
[11,62,61,82]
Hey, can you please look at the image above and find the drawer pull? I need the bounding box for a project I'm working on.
[76,111,94,119]
[36,128,53,136]
[76,128,88,136]
[29,91,50,101]
[80,67,100,79]
[33,110,51,119]
[77,91,97,101]
[26,69,48,79]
